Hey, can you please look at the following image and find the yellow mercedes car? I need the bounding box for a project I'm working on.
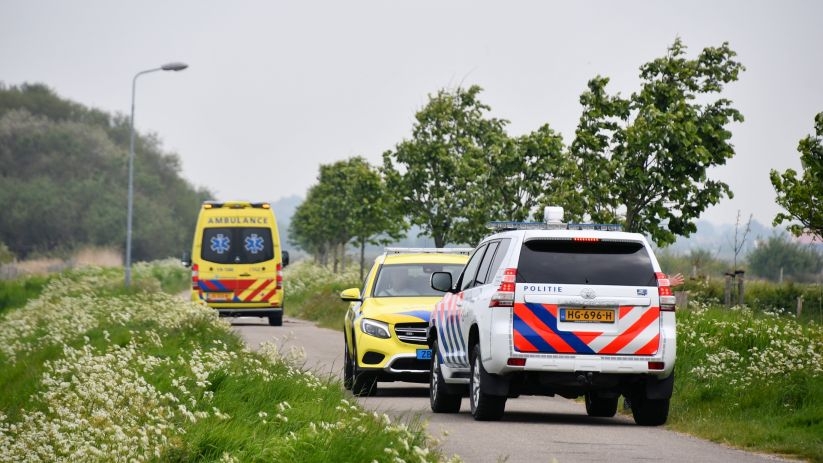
[340,248,470,396]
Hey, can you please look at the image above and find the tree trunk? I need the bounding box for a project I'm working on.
[333,242,339,273]
[434,234,445,248]
[359,240,366,281]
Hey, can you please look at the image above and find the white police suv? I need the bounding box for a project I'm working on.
[428,207,676,426]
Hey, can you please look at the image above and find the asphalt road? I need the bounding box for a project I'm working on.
[231,316,795,463]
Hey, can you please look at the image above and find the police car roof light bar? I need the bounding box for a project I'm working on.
[567,223,622,231]
[384,247,473,255]
[486,221,622,232]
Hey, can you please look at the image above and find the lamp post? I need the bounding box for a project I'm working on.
[125,62,188,287]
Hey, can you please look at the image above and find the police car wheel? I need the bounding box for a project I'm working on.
[630,394,669,426]
[429,338,461,413]
[585,392,618,417]
[469,344,506,421]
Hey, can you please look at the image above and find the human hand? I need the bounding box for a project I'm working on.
[668,272,685,287]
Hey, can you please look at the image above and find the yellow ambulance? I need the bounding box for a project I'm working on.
[184,201,289,326]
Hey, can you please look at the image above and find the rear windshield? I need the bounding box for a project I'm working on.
[516,239,656,286]
[201,227,274,264]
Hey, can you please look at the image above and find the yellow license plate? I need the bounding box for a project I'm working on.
[560,308,615,323]
[206,293,233,302]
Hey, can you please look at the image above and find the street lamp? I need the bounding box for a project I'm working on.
[125,62,188,287]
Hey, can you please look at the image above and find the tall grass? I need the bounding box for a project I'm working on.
[0,274,50,316]
[0,261,453,462]
[672,298,823,462]
[283,261,361,330]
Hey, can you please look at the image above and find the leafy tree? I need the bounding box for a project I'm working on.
[0,83,211,261]
[289,157,405,276]
[288,173,347,269]
[487,124,583,224]
[748,233,823,283]
[382,85,509,247]
[687,247,722,278]
[771,111,823,239]
[570,38,745,246]
[344,158,406,279]
[288,186,333,263]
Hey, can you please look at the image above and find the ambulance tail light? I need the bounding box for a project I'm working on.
[490,268,517,308]
[191,263,199,290]
[656,272,676,312]
[276,262,283,290]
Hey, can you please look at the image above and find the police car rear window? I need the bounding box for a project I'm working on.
[201,227,274,264]
[516,239,656,286]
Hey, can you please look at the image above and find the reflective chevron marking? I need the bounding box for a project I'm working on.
[512,302,660,356]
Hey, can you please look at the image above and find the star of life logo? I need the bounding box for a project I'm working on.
[210,234,231,254]
[244,234,265,254]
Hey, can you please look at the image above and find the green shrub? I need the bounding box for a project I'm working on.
[283,261,361,330]
[680,278,823,323]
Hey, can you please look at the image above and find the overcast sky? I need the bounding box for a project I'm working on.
[2,0,821,226]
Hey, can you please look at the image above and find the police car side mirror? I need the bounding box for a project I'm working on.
[181,252,192,268]
[430,272,453,293]
[281,250,290,267]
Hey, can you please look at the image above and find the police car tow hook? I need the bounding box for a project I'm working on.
[576,372,595,385]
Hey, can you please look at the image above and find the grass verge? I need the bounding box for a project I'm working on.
[671,300,823,462]
[283,261,360,330]
[0,274,51,316]
[0,261,453,462]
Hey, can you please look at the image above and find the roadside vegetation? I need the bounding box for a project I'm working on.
[284,261,361,330]
[0,274,50,316]
[0,261,452,463]
[672,297,822,462]
[285,260,823,462]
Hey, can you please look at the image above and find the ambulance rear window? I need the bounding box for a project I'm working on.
[516,239,656,286]
[201,227,274,264]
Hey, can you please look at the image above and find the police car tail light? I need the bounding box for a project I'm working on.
[490,268,517,308]
[572,237,600,243]
[276,263,283,290]
[507,358,526,367]
[648,361,665,370]
[191,263,199,290]
[656,272,676,312]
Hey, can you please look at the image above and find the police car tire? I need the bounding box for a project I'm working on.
[630,395,669,426]
[430,339,461,413]
[584,392,618,417]
[469,344,506,421]
[343,333,354,390]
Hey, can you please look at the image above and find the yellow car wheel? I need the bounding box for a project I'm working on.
[343,332,354,390]
[351,341,377,397]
